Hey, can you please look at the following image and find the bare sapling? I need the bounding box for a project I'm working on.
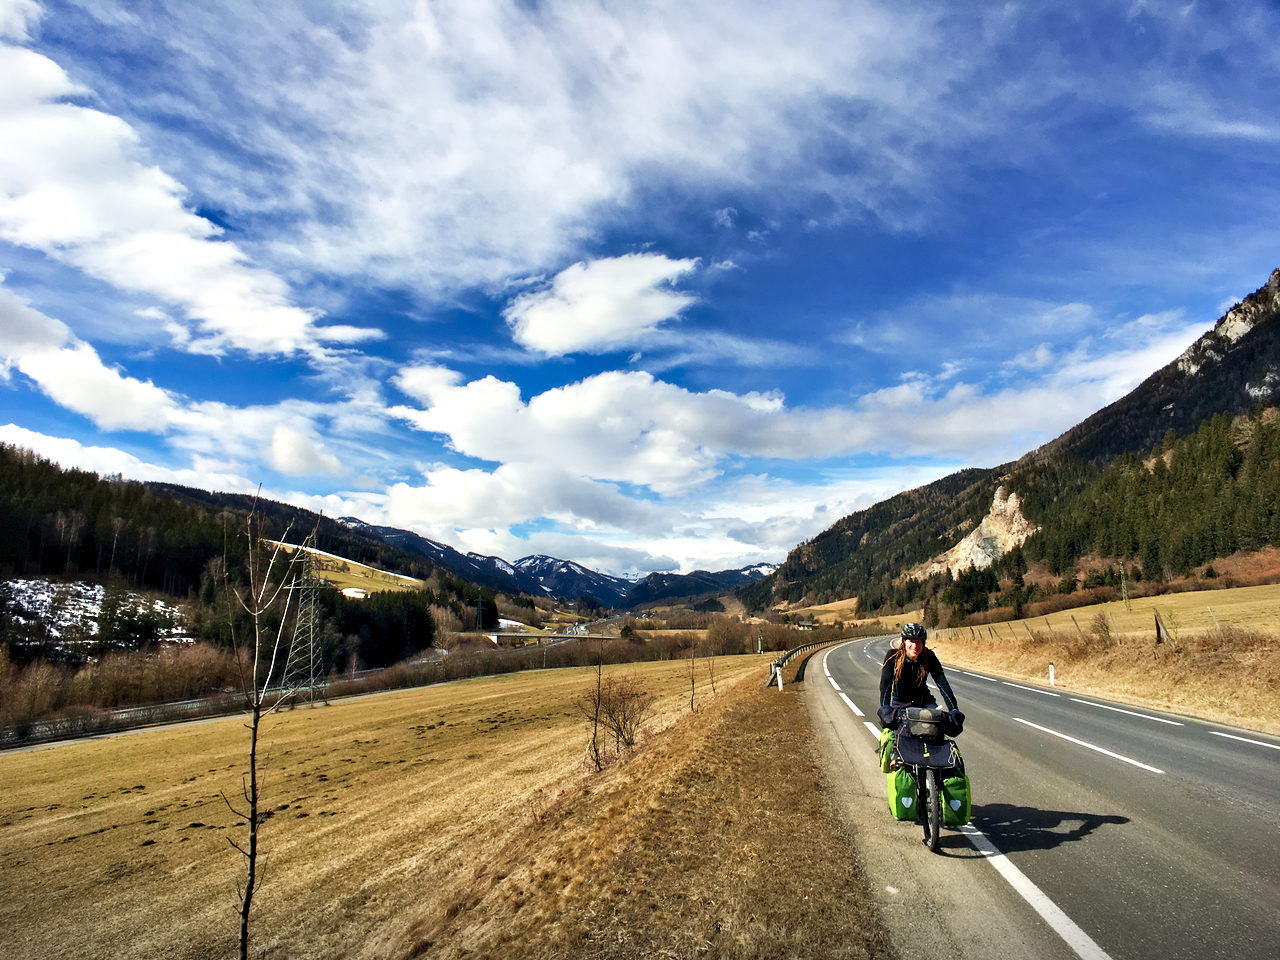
[688,638,697,711]
[221,512,308,960]
[578,643,606,771]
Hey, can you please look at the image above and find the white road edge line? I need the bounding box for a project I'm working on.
[1211,731,1280,751]
[838,692,864,716]
[959,825,1115,960]
[1069,698,1183,726]
[1013,718,1164,773]
[1003,681,1060,697]
[862,720,880,738]
[828,676,842,692]
[959,671,1000,682]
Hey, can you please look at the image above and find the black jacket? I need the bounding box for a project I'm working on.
[879,646,959,711]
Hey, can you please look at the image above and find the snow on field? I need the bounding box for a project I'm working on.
[1,579,190,647]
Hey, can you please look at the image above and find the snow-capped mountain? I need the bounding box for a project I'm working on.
[337,519,773,608]
[512,555,634,607]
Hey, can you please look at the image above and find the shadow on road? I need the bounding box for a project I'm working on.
[971,802,1129,853]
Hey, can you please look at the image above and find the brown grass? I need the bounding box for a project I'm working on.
[381,657,894,960]
[931,585,1280,734]
[1,653,894,960]
[1,657,767,960]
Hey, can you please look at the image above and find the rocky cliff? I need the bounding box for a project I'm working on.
[908,485,1038,579]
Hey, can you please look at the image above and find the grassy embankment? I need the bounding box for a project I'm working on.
[928,582,1280,735]
[1,652,891,960]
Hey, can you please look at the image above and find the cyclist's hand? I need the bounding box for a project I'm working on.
[948,709,965,734]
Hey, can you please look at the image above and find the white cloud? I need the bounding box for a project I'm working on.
[0,41,378,357]
[504,253,699,356]
[0,1,40,44]
[268,425,348,477]
[16,341,179,431]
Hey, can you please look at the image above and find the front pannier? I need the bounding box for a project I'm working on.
[903,706,949,742]
[878,727,896,773]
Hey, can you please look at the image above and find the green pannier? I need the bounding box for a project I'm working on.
[878,727,896,773]
[887,767,918,821]
[941,773,972,826]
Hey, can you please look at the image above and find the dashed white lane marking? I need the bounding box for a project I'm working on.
[1013,718,1164,774]
[1069,698,1183,726]
[1003,681,1060,697]
[959,825,1115,960]
[862,720,880,738]
[959,670,1000,682]
[838,692,864,716]
[1211,731,1280,751]
[828,676,842,692]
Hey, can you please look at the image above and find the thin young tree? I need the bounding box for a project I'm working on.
[221,512,306,960]
[688,636,697,711]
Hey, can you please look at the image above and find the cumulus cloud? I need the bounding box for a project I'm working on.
[504,253,699,356]
[268,424,348,477]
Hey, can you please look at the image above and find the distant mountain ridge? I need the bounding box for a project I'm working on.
[336,518,774,607]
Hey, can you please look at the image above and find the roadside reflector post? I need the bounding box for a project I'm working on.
[776,663,783,691]
[1049,662,1055,686]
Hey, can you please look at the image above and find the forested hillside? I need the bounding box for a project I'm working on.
[0,445,499,666]
[743,266,1280,621]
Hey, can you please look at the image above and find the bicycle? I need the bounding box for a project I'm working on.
[889,706,964,852]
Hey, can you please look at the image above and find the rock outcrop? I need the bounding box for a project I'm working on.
[1177,268,1280,375]
[909,486,1038,579]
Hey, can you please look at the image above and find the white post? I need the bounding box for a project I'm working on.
[1049,661,1055,686]
[776,664,783,691]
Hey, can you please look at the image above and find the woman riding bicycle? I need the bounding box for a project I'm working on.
[878,622,962,729]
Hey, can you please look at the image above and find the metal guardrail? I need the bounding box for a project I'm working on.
[764,638,845,689]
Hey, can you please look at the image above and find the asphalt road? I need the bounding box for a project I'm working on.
[806,637,1280,960]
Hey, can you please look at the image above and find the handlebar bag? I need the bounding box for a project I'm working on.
[941,773,972,826]
[887,767,918,821]
[903,706,948,741]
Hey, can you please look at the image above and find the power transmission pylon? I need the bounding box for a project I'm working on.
[284,533,325,706]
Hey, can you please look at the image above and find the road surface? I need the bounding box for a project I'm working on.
[806,637,1280,960]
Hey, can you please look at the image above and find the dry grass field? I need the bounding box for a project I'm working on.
[382,653,893,960]
[930,583,1280,734]
[2,654,889,960]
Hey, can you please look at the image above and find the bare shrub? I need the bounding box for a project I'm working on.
[1089,612,1114,646]
[599,674,652,754]
[577,665,653,770]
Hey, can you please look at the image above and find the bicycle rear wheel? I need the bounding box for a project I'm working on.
[925,768,941,852]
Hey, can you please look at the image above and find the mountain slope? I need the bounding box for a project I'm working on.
[742,265,1280,614]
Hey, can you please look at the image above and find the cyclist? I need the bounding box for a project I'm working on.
[878,622,962,730]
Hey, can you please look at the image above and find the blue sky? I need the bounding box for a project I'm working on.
[1,0,1278,577]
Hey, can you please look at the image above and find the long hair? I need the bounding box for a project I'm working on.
[892,643,928,686]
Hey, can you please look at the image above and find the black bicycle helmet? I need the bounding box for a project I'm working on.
[900,622,927,642]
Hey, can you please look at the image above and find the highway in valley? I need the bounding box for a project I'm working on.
[807,637,1280,960]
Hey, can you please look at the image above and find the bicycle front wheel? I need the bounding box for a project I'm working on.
[925,768,941,852]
